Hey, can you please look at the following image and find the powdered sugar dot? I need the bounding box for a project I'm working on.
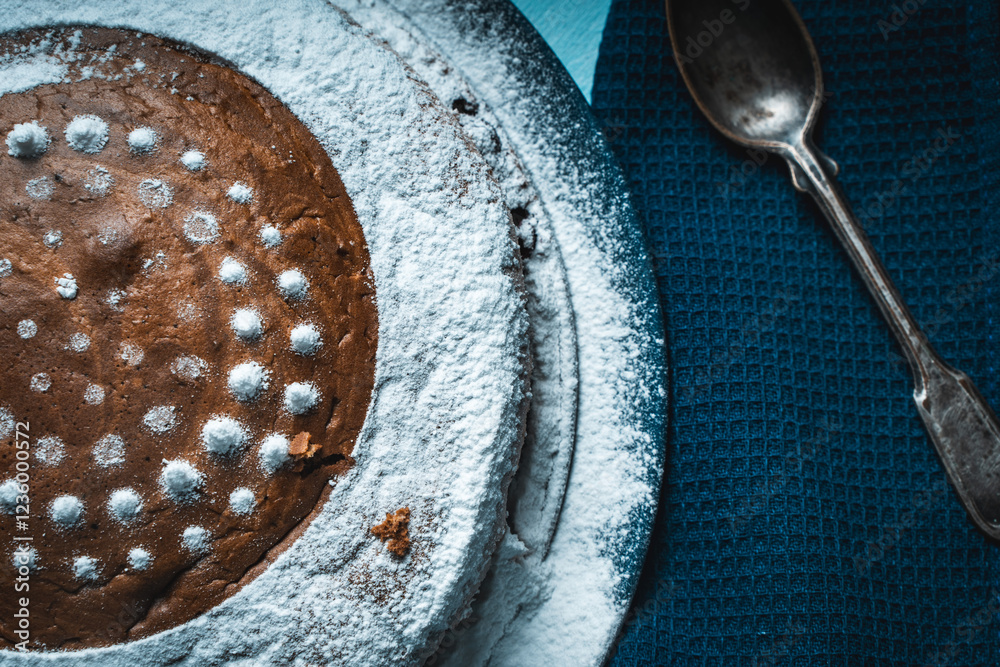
[201,416,247,456]
[35,435,65,466]
[27,176,53,200]
[84,166,114,196]
[143,405,178,433]
[50,495,83,527]
[183,526,210,555]
[17,320,36,339]
[138,178,173,208]
[0,259,11,277]
[0,480,20,514]
[106,288,126,311]
[277,269,309,301]
[259,224,282,247]
[290,323,322,356]
[108,488,143,523]
[176,301,200,322]
[230,308,263,341]
[43,230,63,248]
[73,555,100,580]
[128,548,152,571]
[229,488,256,516]
[30,373,51,393]
[84,384,105,405]
[259,434,290,474]
[170,355,208,381]
[160,460,203,501]
[6,121,49,158]
[0,408,12,440]
[119,342,144,366]
[183,210,220,244]
[127,126,158,153]
[93,434,125,467]
[55,273,78,299]
[219,257,248,285]
[180,149,205,171]
[12,546,36,572]
[284,382,319,415]
[227,182,253,204]
[228,361,270,402]
[65,115,109,153]
[68,332,90,352]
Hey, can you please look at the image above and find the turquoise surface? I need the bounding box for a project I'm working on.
[508,0,610,101]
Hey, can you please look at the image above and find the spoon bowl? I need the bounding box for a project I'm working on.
[667,0,820,148]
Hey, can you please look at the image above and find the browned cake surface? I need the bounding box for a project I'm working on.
[0,27,377,649]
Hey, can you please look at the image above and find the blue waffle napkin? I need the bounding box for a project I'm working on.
[592,0,1000,663]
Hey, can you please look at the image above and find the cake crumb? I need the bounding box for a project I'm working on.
[371,507,411,557]
[288,431,320,459]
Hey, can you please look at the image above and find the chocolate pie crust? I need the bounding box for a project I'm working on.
[0,27,377,649]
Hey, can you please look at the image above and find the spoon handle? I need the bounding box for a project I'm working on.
[786,138,1000,540]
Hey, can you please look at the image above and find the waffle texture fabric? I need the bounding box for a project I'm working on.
[591,0,1000,664]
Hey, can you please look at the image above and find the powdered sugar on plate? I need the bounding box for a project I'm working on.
[337,2,667,665]
[0,3,528,665]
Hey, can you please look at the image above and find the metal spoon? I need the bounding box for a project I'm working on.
[666,0,1000,540]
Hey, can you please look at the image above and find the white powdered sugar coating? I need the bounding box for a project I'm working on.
[16,319,36,339]
[128,548,152,570]
[93,434,126,467]
[137,178,173,208]
[84,165,114,195]
[6,120,49,157]
[230,308,263,341]
[119,342,144,365]
[127,126,157,153]
[276,268,308,300]
[55,273,77,299]
[364,7,666,666]
[107,488,143,523]
[0,258,11,277]
[283,381,319,415]
[218,256,248,284]
[143,405,178,433]
[183,210,220,244]
[67,332,90,352]
[227,361,270,402]
[65,114,109,153]
[42,229,62,247]
[0,408,12,439]
[259,224,282,247]
[159,460,203,502]
[290,323,322,356]
[49,495,83,527]
[105,288,126,310]
[200,416,247,456]
[182,526,209,554]
[0,479,20,514]
[12,546,36,572]
[170,354,208,381]
[26,176,53,200]
[176,301,199,321]
[227,181,253,204]
[29,373,50,393]
[83,384,105,405]
[73,555,100,580]
[0,4,528,665]
[180,149,205,170]
[229,487,256,515]
[258,433,290,474]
